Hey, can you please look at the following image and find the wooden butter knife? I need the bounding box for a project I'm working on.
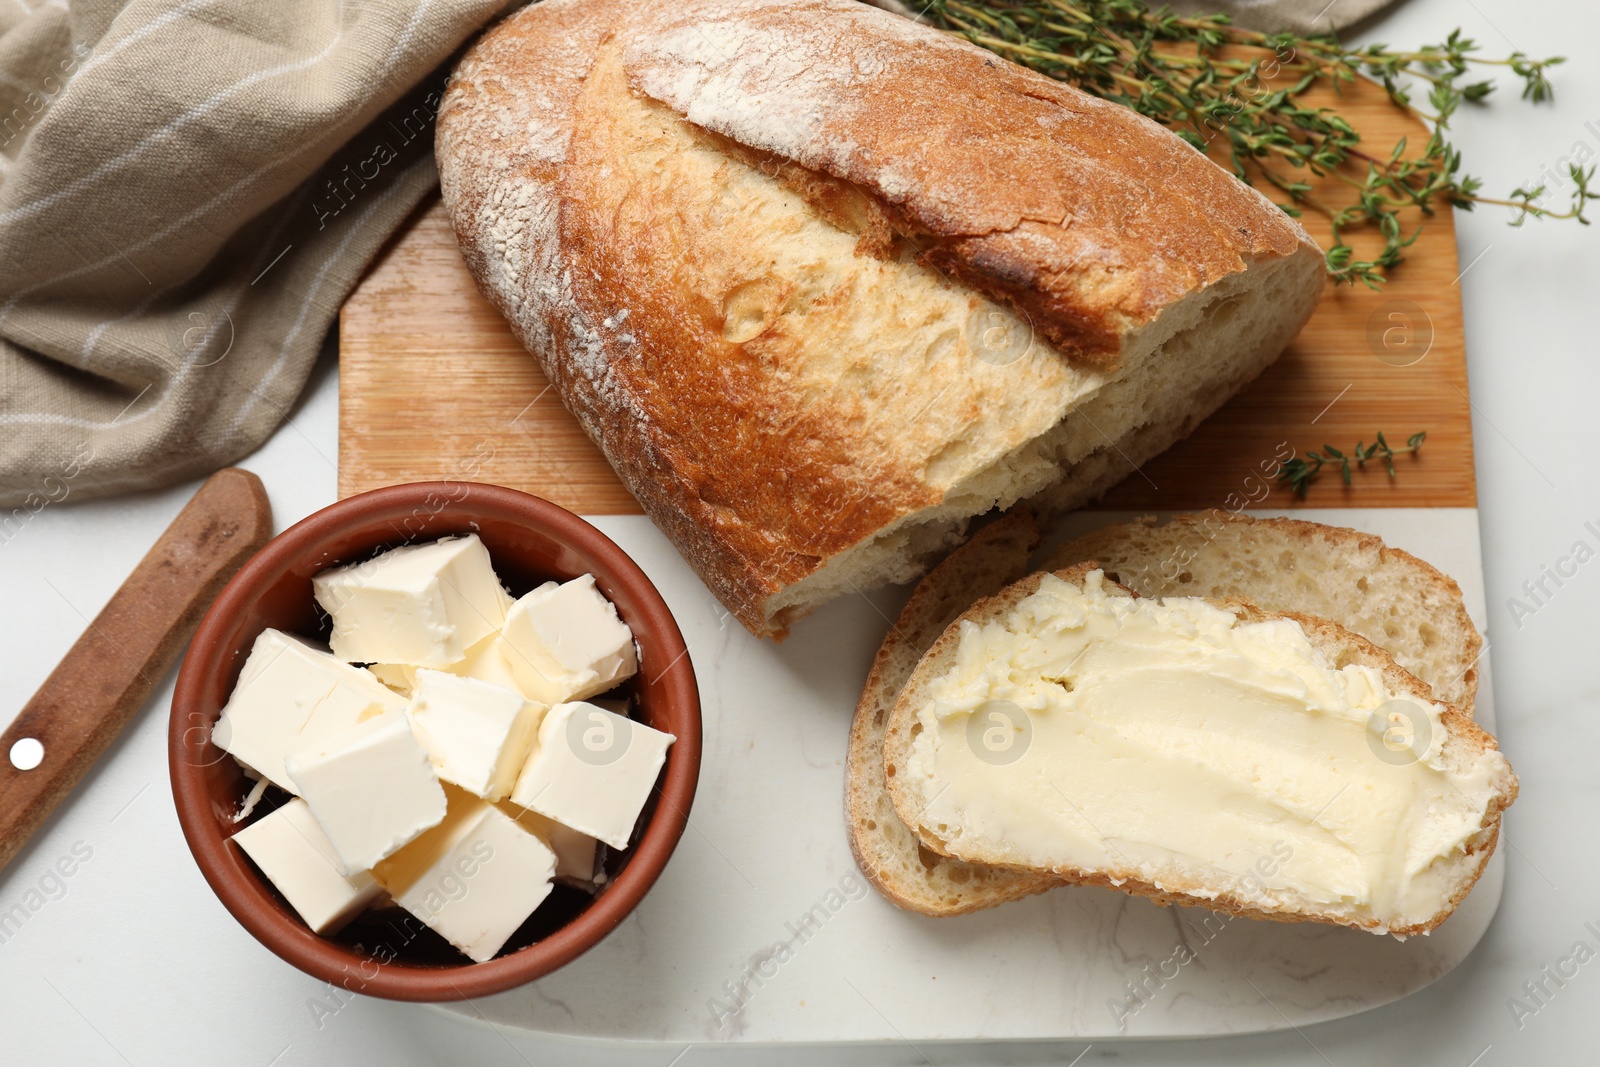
[0,468,273,874]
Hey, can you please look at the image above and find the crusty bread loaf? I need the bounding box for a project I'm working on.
[1047,512,1482,711]
[881,565,1517,936]
[437,0,1326,638]
[845,511,1064,914]
[847,513,1488,916]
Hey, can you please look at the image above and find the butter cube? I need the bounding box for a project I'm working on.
[313,535,512,668]
[374,788,556,964]
[409,670,544,801]
[500,575,638,702]
[498,802,601,886]
[509,702,674,850]
[285,714,447,875]
[231,799,383,935]
[212,628,408,793]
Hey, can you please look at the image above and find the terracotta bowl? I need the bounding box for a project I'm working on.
[169,482,700,1001]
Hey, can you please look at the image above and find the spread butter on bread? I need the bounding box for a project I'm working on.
[880,564,1516,935]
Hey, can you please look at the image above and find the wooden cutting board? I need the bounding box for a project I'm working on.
[339,76,1475,511]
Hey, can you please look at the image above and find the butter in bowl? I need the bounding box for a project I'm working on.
[170,483,700,1000]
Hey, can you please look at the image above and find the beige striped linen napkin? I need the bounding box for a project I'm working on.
[0,0,503,514]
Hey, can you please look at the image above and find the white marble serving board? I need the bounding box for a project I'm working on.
[440,507,1501,1043]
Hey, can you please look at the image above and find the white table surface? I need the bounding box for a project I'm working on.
[4,0,1598,1061]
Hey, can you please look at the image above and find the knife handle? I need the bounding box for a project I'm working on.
[0,468,273,874]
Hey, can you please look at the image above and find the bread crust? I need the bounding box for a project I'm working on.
[881,565,1517,936]
[437,0,1324,637]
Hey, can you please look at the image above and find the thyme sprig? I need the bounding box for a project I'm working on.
[923,0,1597,287]
[1279,431,1426,496]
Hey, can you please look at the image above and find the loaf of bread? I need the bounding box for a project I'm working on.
[848,513,1489,916]
[437,0,1326,637]
[881,564,1516,936]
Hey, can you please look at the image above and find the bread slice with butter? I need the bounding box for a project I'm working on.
[846,512,1490,916]
[881,564,1517,936]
